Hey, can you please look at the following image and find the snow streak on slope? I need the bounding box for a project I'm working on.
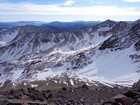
[0,29,18,47]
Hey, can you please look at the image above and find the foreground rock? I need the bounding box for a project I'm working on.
[0,84,128,105]
[103,80,140,105]
[0,80,140,105]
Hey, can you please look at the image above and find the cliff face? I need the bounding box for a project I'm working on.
[133,80,140,90]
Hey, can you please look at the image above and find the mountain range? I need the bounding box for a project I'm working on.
[0,19,140,89]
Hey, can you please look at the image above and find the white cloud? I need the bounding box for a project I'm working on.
[63,0,75,6]
[0,3,139,20]
[123,0,140,2]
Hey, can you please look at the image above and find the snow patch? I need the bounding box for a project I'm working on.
[70,79,74,86]
[31,84,38,88]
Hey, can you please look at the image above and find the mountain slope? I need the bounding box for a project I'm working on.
[0,19,140,88]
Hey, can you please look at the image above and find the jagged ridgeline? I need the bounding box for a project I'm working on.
[0,19,140,89]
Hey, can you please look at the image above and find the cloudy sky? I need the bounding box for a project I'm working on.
[0,0,140,22]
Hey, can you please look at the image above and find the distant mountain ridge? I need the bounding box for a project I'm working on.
[42,21,101,31]
[0,21,45,29]
[0,21,101,30]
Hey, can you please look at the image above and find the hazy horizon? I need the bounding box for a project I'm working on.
[0,0,140,22]
[0,18,140,23]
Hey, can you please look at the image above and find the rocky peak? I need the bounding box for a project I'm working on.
[99,19,117,27]
[133,19,140,25]
[92,19,117,31]
[112,21,129,31]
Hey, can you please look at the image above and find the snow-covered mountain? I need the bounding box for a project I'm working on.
[0,19,140,88]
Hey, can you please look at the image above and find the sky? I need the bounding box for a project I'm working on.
[0,0,140,22]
